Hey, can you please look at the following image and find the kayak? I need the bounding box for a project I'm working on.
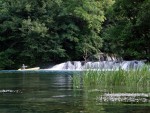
[18,67,40,71]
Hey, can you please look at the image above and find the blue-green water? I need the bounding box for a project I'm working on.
[0,71,149,113]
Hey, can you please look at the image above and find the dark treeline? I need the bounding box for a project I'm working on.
[102,0,150,61]
[0,0,149,69]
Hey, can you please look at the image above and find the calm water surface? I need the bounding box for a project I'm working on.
[0,71,149,113]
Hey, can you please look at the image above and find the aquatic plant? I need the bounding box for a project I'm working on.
[73,66,150,93]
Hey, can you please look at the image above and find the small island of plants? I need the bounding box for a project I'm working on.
[73,65,150,93]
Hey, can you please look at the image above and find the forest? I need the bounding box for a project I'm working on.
[0,0,150,69]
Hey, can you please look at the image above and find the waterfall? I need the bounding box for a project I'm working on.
[46,60,145,71]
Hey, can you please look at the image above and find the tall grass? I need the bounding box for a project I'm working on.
[73,66,150,93]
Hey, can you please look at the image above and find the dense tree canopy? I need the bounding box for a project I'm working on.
[102,0,150,60]
[0,0,149,69]
[0,0,112,69]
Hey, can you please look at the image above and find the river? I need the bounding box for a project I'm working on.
[0,71,149,113]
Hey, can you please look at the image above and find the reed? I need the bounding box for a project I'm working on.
[73,66,150,93]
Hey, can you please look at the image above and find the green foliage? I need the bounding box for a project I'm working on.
[102,0,150,60]
[0,49,16,69]
[3,0,149,69]
[0,0,111,69]
[73,67,150,93]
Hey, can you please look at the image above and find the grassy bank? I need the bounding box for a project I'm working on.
[73,66,150,93]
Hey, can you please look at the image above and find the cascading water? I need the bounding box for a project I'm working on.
[47,60,145,71]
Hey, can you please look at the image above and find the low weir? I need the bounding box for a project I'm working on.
[47,60,145,71]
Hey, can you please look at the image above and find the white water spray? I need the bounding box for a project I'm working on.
[46,60,145,71]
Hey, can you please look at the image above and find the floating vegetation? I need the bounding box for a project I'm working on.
[72,66,150,104]
[73,66,150,92]
[97,93,150,103]
[0,89,21,93]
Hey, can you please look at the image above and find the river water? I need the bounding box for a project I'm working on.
[0,71,149,113]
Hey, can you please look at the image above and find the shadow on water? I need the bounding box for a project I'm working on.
[0,70,149,113]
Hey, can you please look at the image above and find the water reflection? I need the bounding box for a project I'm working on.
[0,72,149,113]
